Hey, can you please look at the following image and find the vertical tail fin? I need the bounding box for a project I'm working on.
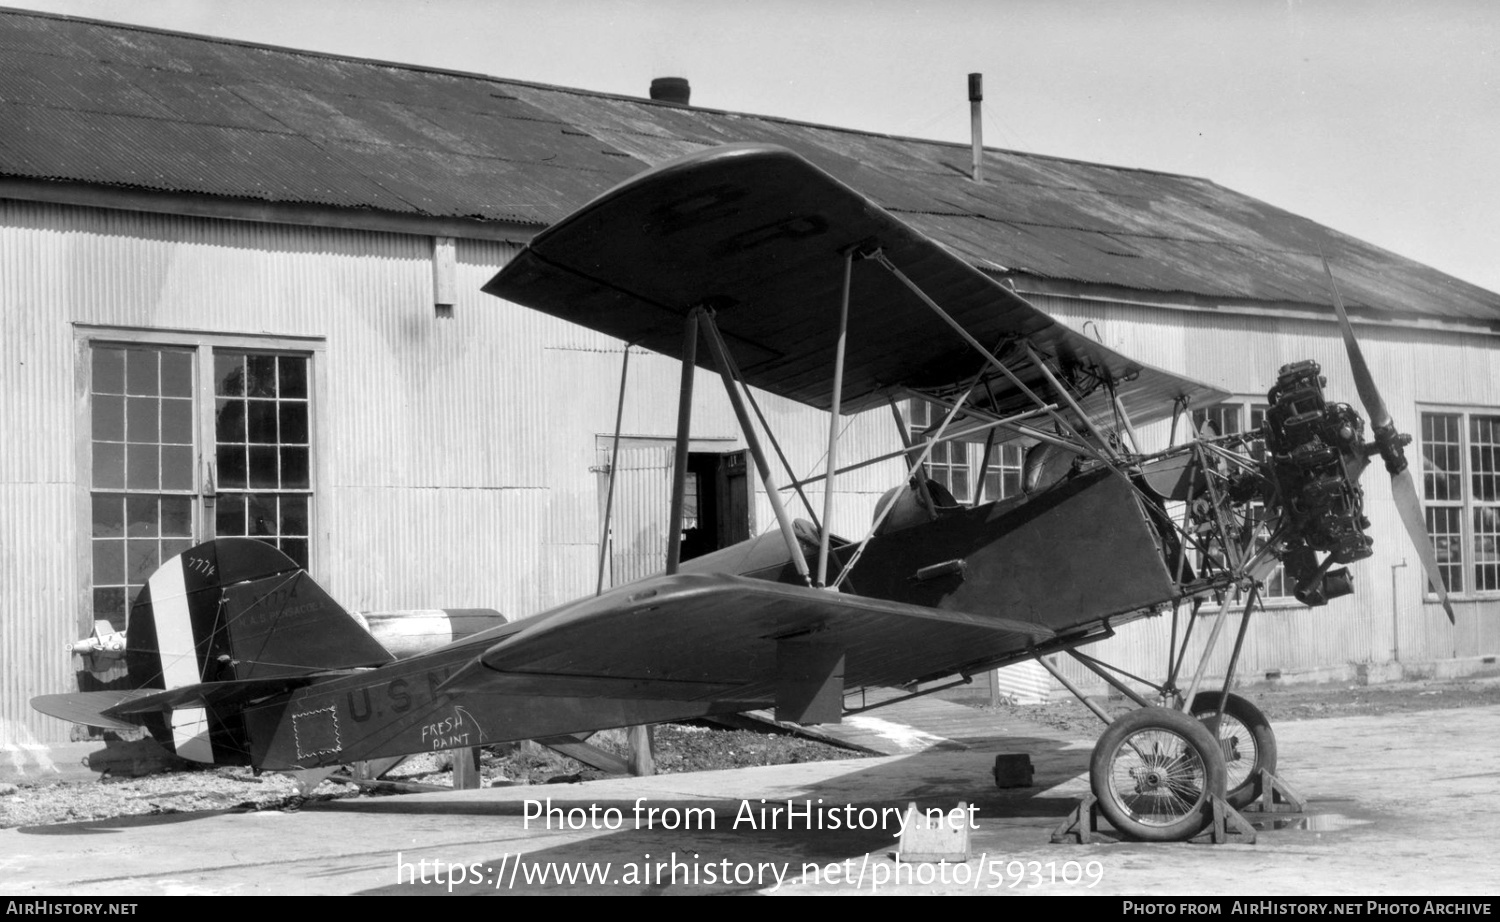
[125,539,392,763]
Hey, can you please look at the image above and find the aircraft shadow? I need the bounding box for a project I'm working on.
[18,808,233,835]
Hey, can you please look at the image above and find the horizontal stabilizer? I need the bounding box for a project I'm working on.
[32,690,157,731]
[102,674,340,717]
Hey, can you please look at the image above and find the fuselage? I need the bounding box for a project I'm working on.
[243,466,1181,771]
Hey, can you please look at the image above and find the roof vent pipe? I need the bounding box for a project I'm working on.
[650,77,691,106]
[968,73,983,183]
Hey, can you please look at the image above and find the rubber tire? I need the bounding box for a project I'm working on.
[1090,706,1227,842]
[1191,692,1277,810]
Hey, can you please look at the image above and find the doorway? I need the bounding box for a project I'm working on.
[596,441,752,586]
[680,449,752,562]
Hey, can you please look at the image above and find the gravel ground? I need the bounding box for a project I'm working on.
[6,674,1497,830]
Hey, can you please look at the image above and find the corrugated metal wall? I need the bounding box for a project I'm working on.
[601,444,674,586]
[2,201,97,750]
[743,389,908,541]
[0,198,908,742]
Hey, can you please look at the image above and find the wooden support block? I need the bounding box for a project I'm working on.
[1050,792,1100,844]
[896,801,973,862]
[1245,769,1307,814]
[627,725,655,777]
[992,753,1034,788]
[350,755,407,782]
[1053,794,1255,846]
[1199,794,1257,845]
[451,746,481,790]
[329,773,452,794]
[534,734,630,775]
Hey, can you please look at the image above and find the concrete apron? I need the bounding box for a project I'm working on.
[4,705,1498,896]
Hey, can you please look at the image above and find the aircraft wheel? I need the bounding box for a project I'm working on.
[1090,706,1226,842]
[1191,692,1277,810]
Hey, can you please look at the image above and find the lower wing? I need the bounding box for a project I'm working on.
[440,573,1052,717]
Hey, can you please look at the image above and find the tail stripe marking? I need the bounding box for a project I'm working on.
[147,554,200,689]
[171,707,214,763]
[146,556,215,762]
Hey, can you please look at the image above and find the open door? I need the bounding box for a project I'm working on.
[715,450,753,550]
[598,443,752,583]
[681,449,752,563]
[599,443,674,587]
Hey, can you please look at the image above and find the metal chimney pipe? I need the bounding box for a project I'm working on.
[969,73,983,183]
[650,77,691,106]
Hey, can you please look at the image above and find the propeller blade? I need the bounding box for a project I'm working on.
[1318,255,1450,622]
[1320,253,1392,433]
[1390,468,1456,623]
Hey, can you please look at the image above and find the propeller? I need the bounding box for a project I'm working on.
[1320,254,1455,623]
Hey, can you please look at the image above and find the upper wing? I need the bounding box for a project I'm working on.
[439,572,1052,703]
[484,143,1227,424]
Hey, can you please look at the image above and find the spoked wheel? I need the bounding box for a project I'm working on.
[1090,706,1226,842]
[1191,692,1277,809]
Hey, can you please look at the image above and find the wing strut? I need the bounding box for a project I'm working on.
[817,251,855,588]
[665,314,699,575]
[875,251,1193,537]
[871,252,1115,473]
[596,345,632,594]
[710,310,821,530]
[974,379,1001,492]
[698,309,814,586]
[1180,582,1261,712]
[832,375,981,591]
[1023,342,1118,458]
[790,404,1054,490]
[1111,387,1142,454]
[888,395,938,513]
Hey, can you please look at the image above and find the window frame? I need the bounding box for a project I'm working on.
[1418,404,1500,600]
[72,325,327,637]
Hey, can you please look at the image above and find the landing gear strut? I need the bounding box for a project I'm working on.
[1054,585,1284,841]
[1191,691,1277,810]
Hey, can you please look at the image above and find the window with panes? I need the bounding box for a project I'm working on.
[212,352,312,568]
[87,340,314,631]
[1421,409,1500,595]
[905,400,1023,504]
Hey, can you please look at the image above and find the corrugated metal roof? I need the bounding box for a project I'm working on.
[1,7,1496,323]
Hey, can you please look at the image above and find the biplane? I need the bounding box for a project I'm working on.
[34,144,1451,843]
